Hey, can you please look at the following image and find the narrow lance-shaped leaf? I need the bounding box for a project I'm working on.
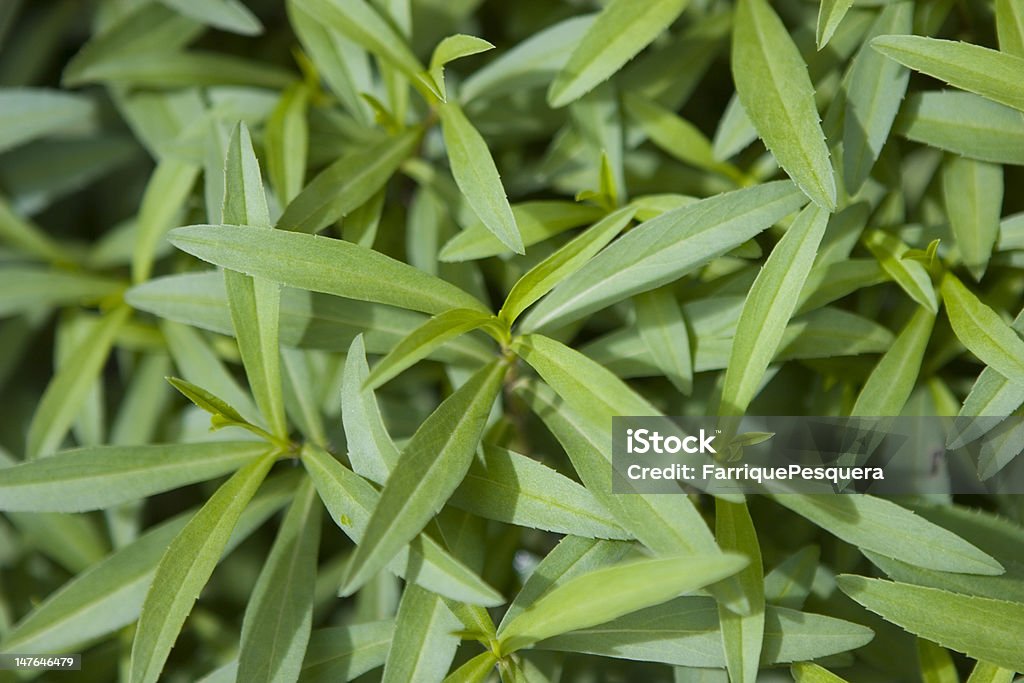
[129,450,277,683]
[733,0,836,210]
[871,36,1024,113]
[169,224,490,315]
[439,101,523,254]
[500,206,636,325]
[842,2,913,194]
[381,584,461,683]
[156,0,262,35]
[837,576,1024,670]
[520,181,808,332]
[716,500,765,683]
[966,662,1015,683]
[222,122,288,439]
[851,306,935,416]
[237,477,320,683]
[817,0,855,49]
[428,34,494,102]
[131,157,200,284]
[547,0,688,108]
[862,229,938,313]
[0,88,95,154]
[27,306,130,459]
[496,553,748,654]
[941,273,1024,390]
[721,203,828,415]
[302,445,502,605]
[443,652,498,683]
[996,0,1024,57]
[635,287,693,395]
[265,82,309,205]
[770,495,1003,575]
[342,335,401,485]
[917,639,959,683]
[764,546,819,610]
[0,441,269,512]
[943,155,1002,281]
[276,128,420,233]
[365,308,497,390]
[792,662,850,683]
[341,360,507,595]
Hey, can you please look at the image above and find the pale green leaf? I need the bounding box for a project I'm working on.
[301,444,502,605]
[917,638,959,683]
[341,361,506,595]
[439,101,523,254]
[996,0,1024,57]
[862,229,938,312]
[547,0,688,108]
[300,620,393,682]
[791,662,849,683]
[157,0,262,36]
[365,308,497,390]
[443,652,498,683]
[501,206,635,325]
[276,129,419,233]
[342,335,401,485]
[428,34,494,102]
[381,584,460,683]
[72,52,295,90]
[895,91,1024,166]
[721,203,828,414]
[716,500,764,683]
[817,0,855,49]
[634,286,693,395]
[837,576,1024,670]
[871,36,1024,113]
[733,0,836,210]
[496,553,747,654]
[129,451,278,683]
[265,83,309,205]
[168,224,490,315]
[966,662,1015,683]
[942,273,1024,389]
[851,306,935,416]
[0,441,268,512]
[237,478,320,683]
[131,157,200,283]
[764,546,819,610]
[771,495,1003,575]
[0,88,95,154]
[26,306,130,459]
[943,155,1002,281]
[520,181,807,332]
[0,266,123,316]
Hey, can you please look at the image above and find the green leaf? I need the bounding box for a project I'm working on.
[237,478,320,683]
[157,0,262,36]
[943,155,1002,281]
[0,474,295,654]
[0,88,95,154]
[381,584,461,683]
[721,203,828,414]
[26,306,130,459]
[341,360,506,595]
[439,101,523,254]
[871,36,1024,113]
[837,575,1024,670]
[131,157,200,283]
[292,0,437,100]
[301,444,502,605]
[428,34,494,102]
[733,0,836,210]
[791,662,850,683]
[966,662,1015,683]
[895,91,1024,166]
[365,308,497,390]
[72,51,296,89]
[770,495,1003,575]
[265,83,309,205]
[440,201,605,262]
[842,2,913,194]
[520,181,808,332]
[496,553,747,654]
[817,0,855,49]
[715,500,764,683]
[850,306,935,416]
[862,229,938,313]
[537,599,873,667]
[917,638,959,683]
[0,266,124,316]
[996,0,1024,57]
[764,546,819,610]
[276,128,419,233]
[168,224,490,315]
[450,445,628,539]
[547,0,688,108]
[129,450,278,683]
[941,272,1024,389]
[443,652,498,683]
[222,122,288,438]
[0,441,268,512]
[300,620,393,682]
[342,335,401,485]
[501,206,635,325]
[634,286,693,395]
[165,376,248,426]
[0,197,76,264]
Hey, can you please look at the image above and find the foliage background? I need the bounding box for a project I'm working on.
[0,0,1023,682]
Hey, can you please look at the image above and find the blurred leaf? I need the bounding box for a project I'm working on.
[895,91,1024,165]
[715,500,764,683]
[791,662,849,683]
[817,0,855,49]
[266,83,310,205]
[996,0,1024,57]
[764,546,819,610]
[157,0,262,35]
[635,286,692,395]
[917,638,959,683]
[943,156,1002,281]
[0,88,95,154]
[850,306,935,416]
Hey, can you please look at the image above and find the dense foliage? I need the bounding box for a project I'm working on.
[0,0,1023,681]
